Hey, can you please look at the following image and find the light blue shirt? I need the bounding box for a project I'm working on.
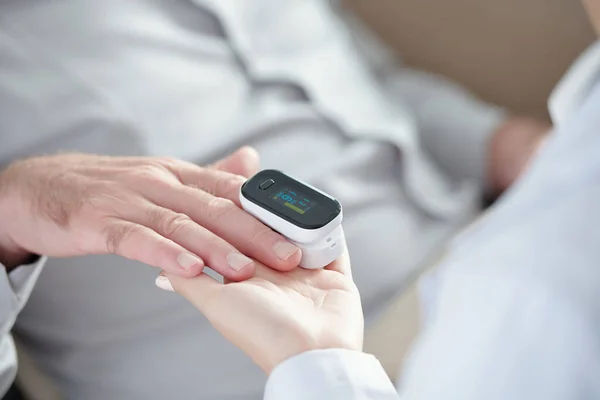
[264,40,600,400]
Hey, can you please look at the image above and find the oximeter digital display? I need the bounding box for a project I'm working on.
[271,188,316,215]
[240,170,345,269]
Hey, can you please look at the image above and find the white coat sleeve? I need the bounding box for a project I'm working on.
[265,349,400,400]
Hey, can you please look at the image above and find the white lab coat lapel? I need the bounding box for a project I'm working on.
[549,42,600,127]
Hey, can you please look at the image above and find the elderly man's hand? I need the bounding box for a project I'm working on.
[0,147,301,279]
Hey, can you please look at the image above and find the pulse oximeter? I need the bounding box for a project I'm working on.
[240,170,344,269]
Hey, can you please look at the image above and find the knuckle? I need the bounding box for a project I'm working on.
[215,174,245,198]
[161,156,192,176]
[103,223,144,254]
[151,209,193,238]
[249,225,274,245]
[129,164,174,186]
[157,157,181,168]
[156,158,185,182]
[202,196,236,221]
[204,234,226,250]
[189,182,213,196]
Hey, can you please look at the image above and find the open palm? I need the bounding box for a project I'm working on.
[163,253,363,374]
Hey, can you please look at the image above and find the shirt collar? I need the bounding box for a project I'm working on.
[549,40,600,127]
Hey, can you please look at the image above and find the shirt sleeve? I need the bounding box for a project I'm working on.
[0,257,45,396]
[264,349,400,400]
[379,68,506,191]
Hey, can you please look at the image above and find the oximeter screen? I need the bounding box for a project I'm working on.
[242,169,341,230]
[272,188,316,215]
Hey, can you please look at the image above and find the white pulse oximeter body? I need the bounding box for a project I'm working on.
[240,170,344,269]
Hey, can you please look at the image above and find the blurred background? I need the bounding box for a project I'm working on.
[9,1,598,398]
[346,0,596,120]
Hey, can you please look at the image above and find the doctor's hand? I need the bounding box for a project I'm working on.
[0,147,301,279]
[158,252,364,374]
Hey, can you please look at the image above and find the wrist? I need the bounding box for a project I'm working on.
[0,165,32,270]
[0,234,33,271]
[264,333,363,375]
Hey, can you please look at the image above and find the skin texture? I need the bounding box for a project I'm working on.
[162,251,363,374]
[0,147,302,277]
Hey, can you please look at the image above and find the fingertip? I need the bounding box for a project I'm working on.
[187,263,206,277]
[275,248,302,272]
[270,242,302,271]
[155,274,174,292]
[166,262,205,278]
[223,262,255,282]
[235,146,260,178]
[174,252,205,277]
[211,146,259,178]
[289,247,302,267]
[238,145,259,161]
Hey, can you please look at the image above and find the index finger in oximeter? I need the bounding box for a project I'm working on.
[240,170,344,269]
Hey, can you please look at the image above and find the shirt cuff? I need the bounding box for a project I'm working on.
[0,256,46,333]
[265,349,399,400]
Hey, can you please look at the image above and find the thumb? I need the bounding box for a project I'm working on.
[212,146,260,178]
[156,271,223,315]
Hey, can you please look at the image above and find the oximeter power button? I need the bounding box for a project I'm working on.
[258,179,275,190]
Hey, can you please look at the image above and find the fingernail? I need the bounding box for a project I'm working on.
[177,253,203,270]
[273,241,300,261]
[155,275,174,292]
[227,252,254,271]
